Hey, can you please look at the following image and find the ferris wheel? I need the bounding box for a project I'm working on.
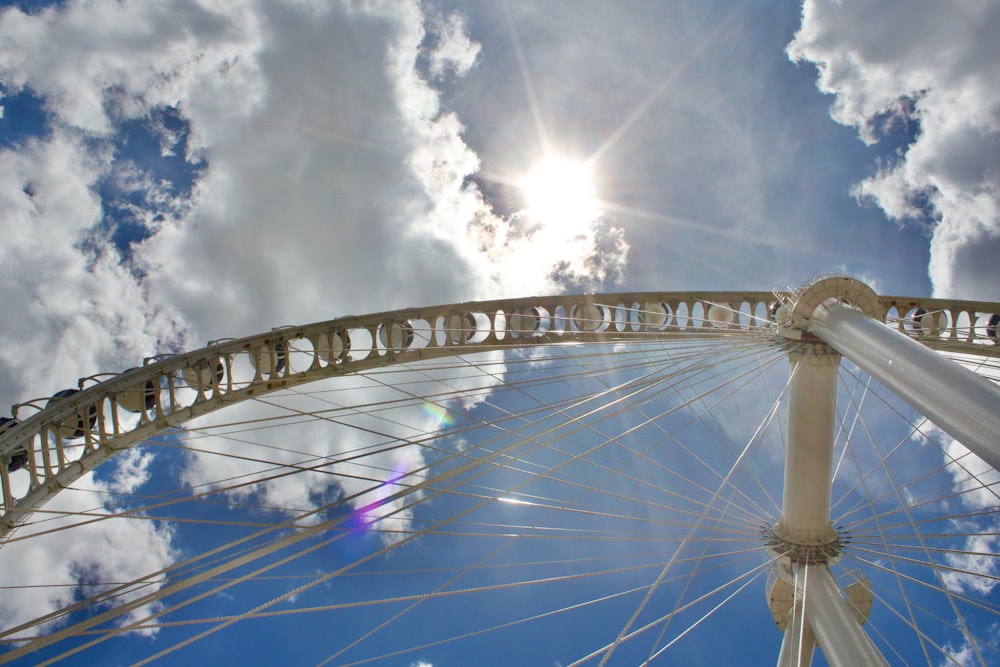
[1,275,999,666]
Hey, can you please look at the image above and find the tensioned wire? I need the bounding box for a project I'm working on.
[164,324,992,664]
[5,333,760,508]
[331,549,769,667]
[0,336,780,660]
[7,344,736,620]
[0,336,908,660]
[416,339,783,529]
[0,344,956,667]
[625,338,783,521]
[640,451,770,662]
[13,546,764,641]
[312,360,777,667]
[4,350,700,660]
[117,344,782,667]
[837,558,984,667]
[835,560,1000,663]
[0,340,772,632]
[835,366,1000,548]
[556,341,787,660]
[7,342,752,608]
[829,374,934,664]
[586,358,792,666]
[841,366,997,666]
[829,365,995,665]
[5,332,992,664]
[150,336,780,664]
[828,362,1000,529]
[0,308,984,628]
[7,339,771,539]
[232,337,780,535]
[522,336,783,525]
[10,338,772,531]
[121,337,781,536]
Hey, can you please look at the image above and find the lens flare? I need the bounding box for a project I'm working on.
[422,402,454,427]
[351,460,409,531]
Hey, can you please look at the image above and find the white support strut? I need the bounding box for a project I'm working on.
[801,565,888,667]
[777,599,815,667]
[809,300,1000,472]
[776,351,839,545]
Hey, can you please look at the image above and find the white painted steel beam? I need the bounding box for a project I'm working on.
[809,301,1000,472]
[777,601,815,667]
[802,565,888,667]
[776,352,840,544]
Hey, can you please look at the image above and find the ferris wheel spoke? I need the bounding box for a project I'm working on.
[593,345,784,525]
[838,557,997,666]
[313,429,765,666]
[2,284,998,664]
[567,557,770,666]
[14,349,759,663]
[328,552,761,667]
[828,378,936,664]
[580,340,787,523]
[639,480,762,663]
[830,375,1000,530]
[587,378,786,665]
[838,387,992,667]
[652,341,786,520]
[444,341,784,529]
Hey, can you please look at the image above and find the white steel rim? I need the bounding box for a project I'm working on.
[0,283,998,666]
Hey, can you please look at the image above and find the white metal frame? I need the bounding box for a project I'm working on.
[1,277,999,664]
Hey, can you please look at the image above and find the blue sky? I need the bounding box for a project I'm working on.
[1,0,999,665]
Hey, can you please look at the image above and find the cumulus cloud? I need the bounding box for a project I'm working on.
[0,132,177,403]
[0,451,177,637]
[911,423,1000,597]
[788,0,1000,301]
[0,0,629,635]
[426,12,480,79]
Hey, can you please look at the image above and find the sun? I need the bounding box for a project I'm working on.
[521,156,599,235]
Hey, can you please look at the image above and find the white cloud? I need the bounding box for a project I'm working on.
[788,0,1000,301]
[0,131,177,405]
[427,12,480,79]
[0,462,177,637]
[912,423,1000,596]
[0,0,629,642]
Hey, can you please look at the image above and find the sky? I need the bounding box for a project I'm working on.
[0,0,999,665]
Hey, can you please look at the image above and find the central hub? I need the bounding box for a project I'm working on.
[762,523,843,566]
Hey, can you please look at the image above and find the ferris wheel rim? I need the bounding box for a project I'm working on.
[2,287,998,539]
[1,282,999,665]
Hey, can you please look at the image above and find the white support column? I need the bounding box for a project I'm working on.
[775,351,839,545]
[802,565,888,667]
[809,301,1000,472]
[777,600,815,667]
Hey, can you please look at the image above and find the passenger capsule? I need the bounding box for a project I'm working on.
[46,389,98,439]
[317,330,350,363]
[1,417,26,472]
[447,313,477,345]
[572,304,606,332]
[182,359,225,392]
[987,314,999,343]
[907,308,929,335]
[251,342,287,377]
[118,369,157,413]
[706,302,735,328]
[638,302,669,329]
[510,307,543,336]
[768,302,781,322]
[379,321,415,352]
